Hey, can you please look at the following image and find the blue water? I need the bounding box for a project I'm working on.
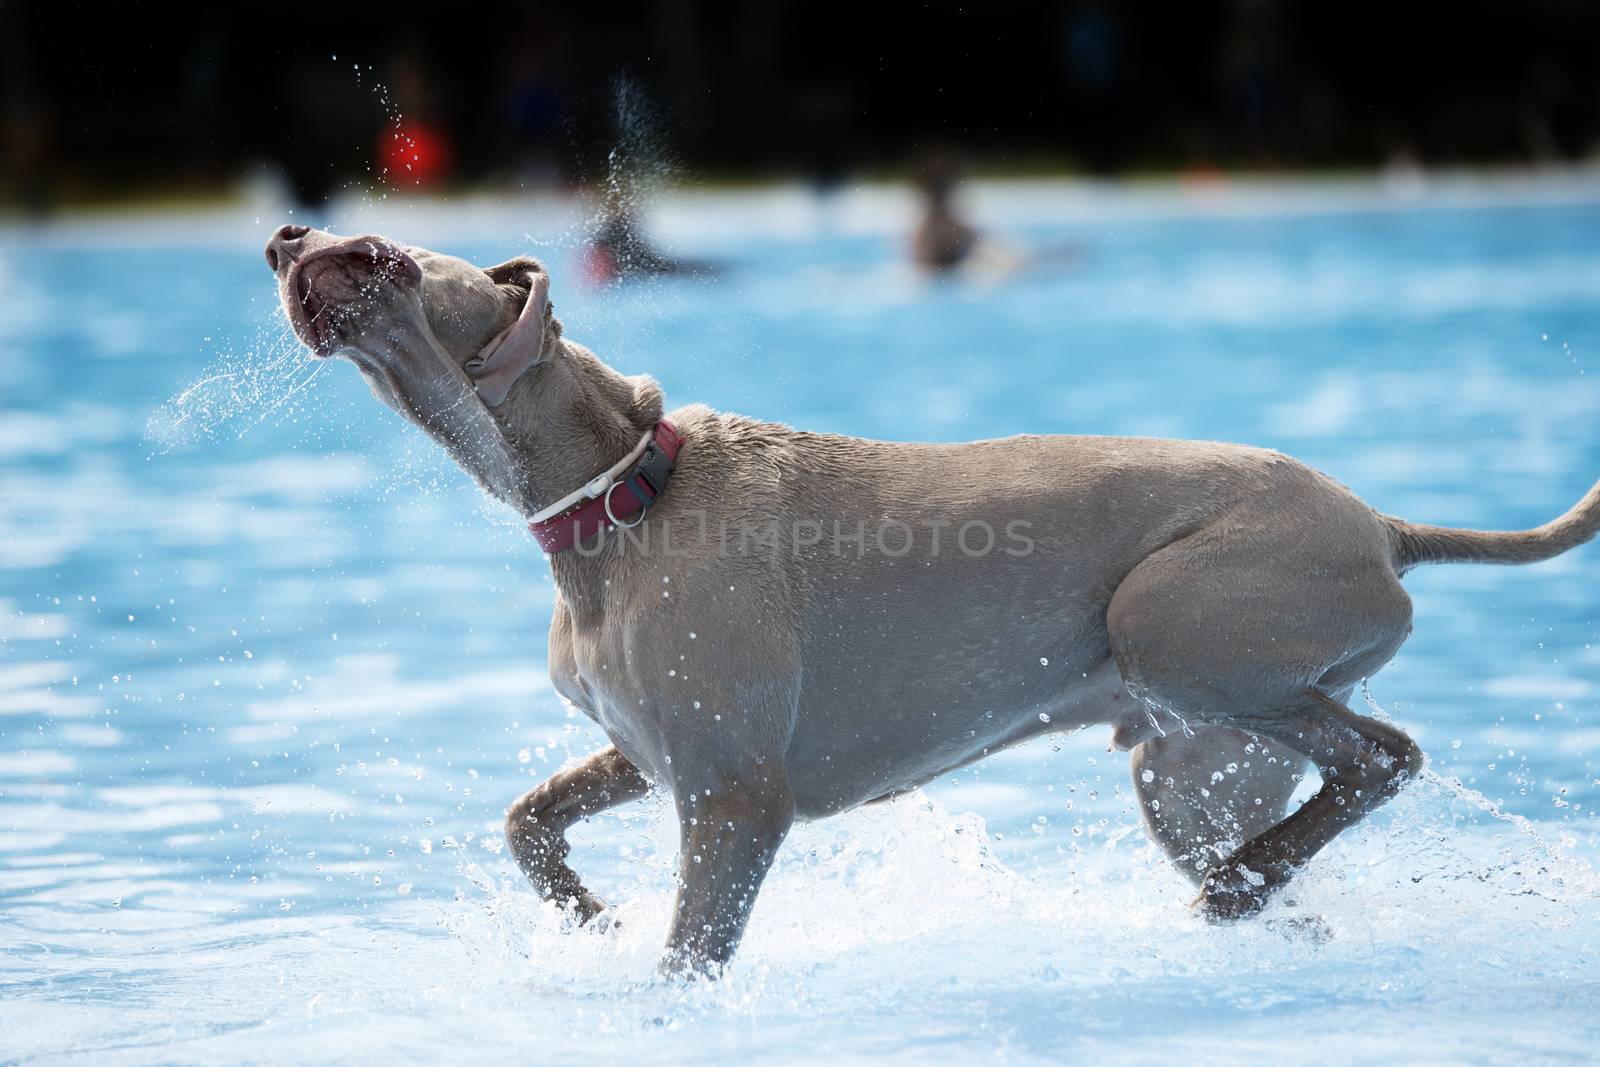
[3,181,1599,1064]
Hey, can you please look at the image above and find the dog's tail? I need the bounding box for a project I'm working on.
[1385,477,1600,569]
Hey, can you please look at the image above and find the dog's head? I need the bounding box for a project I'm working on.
[263,224,563,510]
[263,225,661,515]
[264,224,555,409]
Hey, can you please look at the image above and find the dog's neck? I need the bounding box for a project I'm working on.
[359,319,663,600]
[493,339,662,506]
[490,336,666,599]
[348,316,540,514]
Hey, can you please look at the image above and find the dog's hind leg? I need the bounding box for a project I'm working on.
[505,745,650,922]
[1107,518,1422,918]
[1130,724,1312,885]
[1194,689,1423,918]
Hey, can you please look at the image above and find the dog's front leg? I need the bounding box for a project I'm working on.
[505,745,649,922]
[660,772,794,977]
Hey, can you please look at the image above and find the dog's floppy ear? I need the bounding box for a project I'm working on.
[466,261,550,406]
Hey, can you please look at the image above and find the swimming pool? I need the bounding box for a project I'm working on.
[3,176,1599,1064]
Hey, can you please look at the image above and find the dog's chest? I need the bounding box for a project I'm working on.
[547,601,675,781]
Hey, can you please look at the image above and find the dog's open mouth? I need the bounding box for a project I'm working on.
[282,238,419,356]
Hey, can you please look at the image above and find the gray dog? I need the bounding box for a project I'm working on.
[264,224,1600,975]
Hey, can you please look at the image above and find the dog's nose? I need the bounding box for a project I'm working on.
[264,224,311,273]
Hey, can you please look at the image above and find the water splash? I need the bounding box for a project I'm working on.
[143,324,326,452]
[596,75,682,217]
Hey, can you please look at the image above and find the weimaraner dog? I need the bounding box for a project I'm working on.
[264,224,1600,975]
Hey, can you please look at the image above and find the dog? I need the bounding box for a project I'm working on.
[264,224,1600,975]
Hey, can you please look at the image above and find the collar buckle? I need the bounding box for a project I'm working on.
[527,419,685,554]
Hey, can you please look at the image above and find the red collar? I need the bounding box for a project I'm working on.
[528,419,683,553]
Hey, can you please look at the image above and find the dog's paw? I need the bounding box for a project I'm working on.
[587,908,623,936]
[568,889,609,926]
[1192,862,1273,922]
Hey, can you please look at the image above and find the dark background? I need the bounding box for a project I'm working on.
[3,0,1598,210]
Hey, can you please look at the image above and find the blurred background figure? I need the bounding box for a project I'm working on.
[909,146,1077,281]
[577,76,720,286]
[580,198,715,284]
[910,148,982,274]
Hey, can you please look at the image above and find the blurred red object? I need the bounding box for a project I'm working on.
[380,122,453,186]
[579,241,619,285]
